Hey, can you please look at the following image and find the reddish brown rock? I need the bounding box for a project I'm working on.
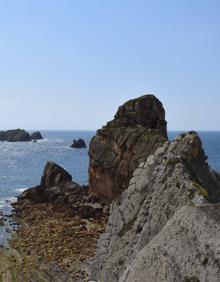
[88,95,168,199]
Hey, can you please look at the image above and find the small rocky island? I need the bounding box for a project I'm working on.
[0,129,43,142]
[30,131,43,141]
[1,94,220,281]
[70,138,86,148]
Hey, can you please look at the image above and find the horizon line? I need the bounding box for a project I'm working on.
[1,128,220,132]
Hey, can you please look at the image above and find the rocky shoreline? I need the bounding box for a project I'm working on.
[10,201,107,280]
[1,94,220,281]
[4,161,109,281]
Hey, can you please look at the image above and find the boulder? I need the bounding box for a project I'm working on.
[70,138,86,148]
[30,131,43,140]
[16,162,73,203]
[40,161,72,188]
[0,129,30,142]
[88,94,168,199]
[88,132,220,282]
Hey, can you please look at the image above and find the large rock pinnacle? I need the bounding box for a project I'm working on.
[88,94,168,199]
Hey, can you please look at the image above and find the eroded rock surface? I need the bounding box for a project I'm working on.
[88,132,220,282]
[89,95,168,199]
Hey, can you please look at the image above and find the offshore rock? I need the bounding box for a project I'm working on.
[30,131,43,140]
[89,132,220,282]
[89,95,167,199]
[70,138,86,148]
[0,129,30,142]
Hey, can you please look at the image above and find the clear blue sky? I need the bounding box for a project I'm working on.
[0,0,220,130]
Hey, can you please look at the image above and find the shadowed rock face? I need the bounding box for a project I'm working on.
[88,95,168,199]
[88,132,220,282]
[0,129,30,142]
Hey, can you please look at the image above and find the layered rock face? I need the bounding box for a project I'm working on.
[88,132,220,282]
[89,95,168,198]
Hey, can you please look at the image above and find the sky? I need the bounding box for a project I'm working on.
[0,0,220,131]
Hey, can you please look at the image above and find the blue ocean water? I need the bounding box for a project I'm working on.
[0,130,220,245]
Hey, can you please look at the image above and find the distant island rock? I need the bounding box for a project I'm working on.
[70,138,86,148]
[0,129,31,142]
[0,129,43,142]
[30,131,43,141]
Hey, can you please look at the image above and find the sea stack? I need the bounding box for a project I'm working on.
[88,94,168,198]
[70,138,86,148]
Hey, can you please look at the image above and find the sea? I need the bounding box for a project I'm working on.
[0,130,220,245]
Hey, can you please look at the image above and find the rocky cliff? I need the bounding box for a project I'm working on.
[87,131,220,282]
[89,95,168,199]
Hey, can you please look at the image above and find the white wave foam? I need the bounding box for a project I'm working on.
[15,188,27,193]
[0,196,16,208]
[37,138,64,143]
